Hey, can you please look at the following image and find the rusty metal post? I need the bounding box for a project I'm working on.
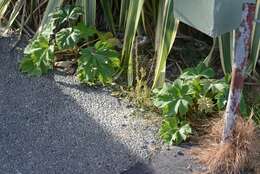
[222,3,256,143]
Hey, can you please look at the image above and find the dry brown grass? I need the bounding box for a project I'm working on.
[192,115,258,174]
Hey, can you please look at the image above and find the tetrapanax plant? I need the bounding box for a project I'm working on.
[20,5,120,87]
[180,63,215,80]
[160,117,192,145]
[77,41,120,85]
[20,35,54,76]
[56,28,81,49]
[50,6,83,27]
[153,63,235,144]
[153,79,193,117]
[73,22,97,39]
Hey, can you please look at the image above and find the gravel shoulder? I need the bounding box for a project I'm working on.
[0,35,202,174]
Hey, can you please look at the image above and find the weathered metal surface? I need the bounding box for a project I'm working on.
[173,0,256,37]
[244,0,257,3]
[222,3,256,143]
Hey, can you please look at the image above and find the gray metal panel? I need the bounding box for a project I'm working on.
[173,0,214,36]
[213,0,244,36]
[173,0,245,37]
[243,0,256,3]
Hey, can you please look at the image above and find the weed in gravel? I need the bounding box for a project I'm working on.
[150,63,250,145]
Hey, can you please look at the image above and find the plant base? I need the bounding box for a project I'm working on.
[193,116,257,174]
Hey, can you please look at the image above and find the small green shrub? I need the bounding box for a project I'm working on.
[153,63,230,145]
[20,35,54,76]
[160,117,192,145]
[50,6,83,26]
[20,6,120,85]
[153,79,193,117]
[77,41,120,85]
[56,28,81,49]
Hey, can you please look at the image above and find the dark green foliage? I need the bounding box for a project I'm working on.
[153,63,231,144]
[160,117,191,145]
[74,22,96,39]
[56,28,81,49]
[154,80,193,117]
[20,35,54,76]
[77,41,120,85]
[155,63,249,144]
[180,63,215,80]
[20,6,120,85]
[50,6,83,26]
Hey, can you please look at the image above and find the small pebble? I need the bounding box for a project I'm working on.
[177,150,184,156]
[187,164,192,171]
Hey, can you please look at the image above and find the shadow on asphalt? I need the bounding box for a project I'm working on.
[0,37,151,174]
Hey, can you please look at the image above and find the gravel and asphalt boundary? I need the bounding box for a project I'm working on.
[0,34,202,174]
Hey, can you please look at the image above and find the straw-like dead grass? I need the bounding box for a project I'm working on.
[192,115,258,174]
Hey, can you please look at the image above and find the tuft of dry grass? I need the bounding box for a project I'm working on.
[192,115,258,174]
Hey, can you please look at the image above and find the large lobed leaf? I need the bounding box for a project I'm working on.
[160,117,192,145]
[50,5,83,26]
[77,41,120,85]
[56,28,81,49]
[180,63,215,80]
[153,79,193,117]
[20,35,54,76]
[73,22,97,39]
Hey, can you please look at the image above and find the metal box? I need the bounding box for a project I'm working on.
[173,0,255,37]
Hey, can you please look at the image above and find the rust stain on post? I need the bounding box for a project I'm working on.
[222,3,255,143]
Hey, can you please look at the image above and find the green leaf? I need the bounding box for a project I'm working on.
[175,99,190,116]
[77,41,120,85]
[240,94,248,117]
[119,0,130,31]
[218,32,234,74]
[100,0,116,34]
[207,79,229,94]
[121,0,145,86]
[39,20,56,40]
[152,0,179,88]
[159,117,178,144]
[96,32,121,48]
[160,117,192,145]
[153,79,193,117]
[180,63,215,80]
[172,123,192,145]
[56,28,81,49]
[73,22,96,39]
[77,0,96,26]
[98,32,114,41]
[203,38,217,66]
[247,0,260,74]
[188,79,203,97]
[50,5,83,26]
[215,87,229,110]
[19,55,42,76]
[20,35,54,76]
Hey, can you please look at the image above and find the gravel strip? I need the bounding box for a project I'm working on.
[0,35,160,174]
